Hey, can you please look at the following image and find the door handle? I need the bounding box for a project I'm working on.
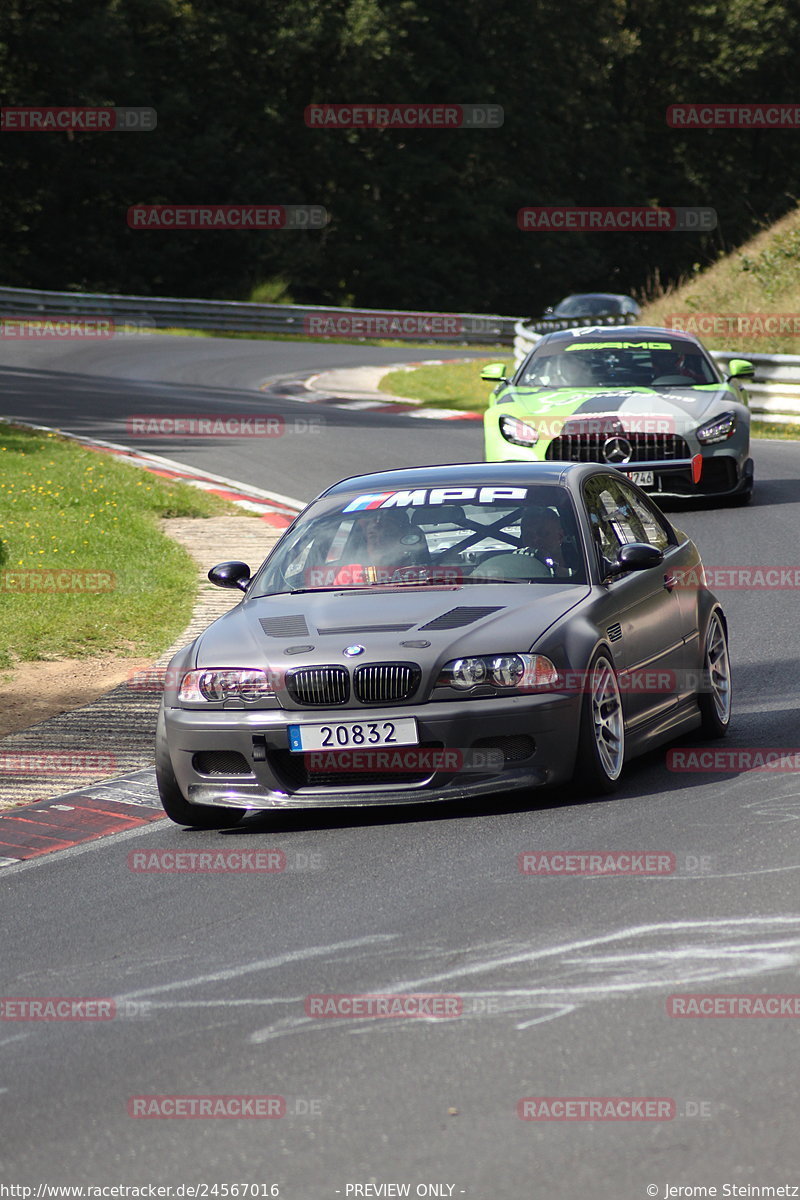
[664,573,678,591]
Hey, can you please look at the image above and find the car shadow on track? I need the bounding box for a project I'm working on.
[183,767,683,838]
[657,478,794,511]
[177,783,604,838]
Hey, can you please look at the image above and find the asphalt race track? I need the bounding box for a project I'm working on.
[1,336,800,1197]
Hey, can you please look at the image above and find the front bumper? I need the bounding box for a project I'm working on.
[162,693,581,810]
[614,453,754,498]
[485,416,752,498]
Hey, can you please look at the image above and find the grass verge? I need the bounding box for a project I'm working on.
[379,358,499,410]
[152,327,509,354]
[0,425,239,670]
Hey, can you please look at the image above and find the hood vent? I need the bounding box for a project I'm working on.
[259,615,310,638]
[318,624,414,635]
[419,606,504,632]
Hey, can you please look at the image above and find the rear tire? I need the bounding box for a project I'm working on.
[698,611,731,738]
[572,652,625,794]
[156,714,246,829]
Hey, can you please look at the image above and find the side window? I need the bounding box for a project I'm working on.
[584,475,673,569]
[615,483,673,551]
[583,476,625,563]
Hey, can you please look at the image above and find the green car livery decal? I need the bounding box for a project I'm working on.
[484,383,727,462]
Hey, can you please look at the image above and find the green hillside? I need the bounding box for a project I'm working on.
[641,206,800,355]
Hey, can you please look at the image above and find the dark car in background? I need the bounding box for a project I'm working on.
[539,293,641,328]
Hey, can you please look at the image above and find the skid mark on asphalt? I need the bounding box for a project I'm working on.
[69,918,800,1039]
[235,915,800,1040]
[112,934,398,1005]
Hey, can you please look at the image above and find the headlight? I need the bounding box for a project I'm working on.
[179,668,276,703]
[437,653,559,692]
[697,412,736,443]
[499,415,539,446]
[447,657,488,689]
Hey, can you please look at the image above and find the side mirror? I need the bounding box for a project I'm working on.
[607,542,664,577]
[726,358,754,380]
[481,362,508,383]
[208,561,252,591]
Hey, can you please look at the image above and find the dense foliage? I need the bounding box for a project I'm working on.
[2,0,798,314]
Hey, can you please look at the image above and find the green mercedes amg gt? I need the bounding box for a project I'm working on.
[483,326,755,504]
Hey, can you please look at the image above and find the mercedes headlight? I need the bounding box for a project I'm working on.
[697,412,736,444]
[499,415,539,447]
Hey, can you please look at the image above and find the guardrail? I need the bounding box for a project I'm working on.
[711,352,800,425]
[512,322,800,424]
[513,319,541,366]
[0,285,519,346]
[2,285,798,424]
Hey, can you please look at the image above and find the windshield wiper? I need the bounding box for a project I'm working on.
[457,575,533,584]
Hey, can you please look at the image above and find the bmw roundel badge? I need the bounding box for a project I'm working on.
[343,644,365,657]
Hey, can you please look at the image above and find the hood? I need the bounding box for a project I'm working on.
[506,384,729,433]
[193,582,590,671]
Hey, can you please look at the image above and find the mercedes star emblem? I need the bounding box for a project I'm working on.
[603,436,633,464]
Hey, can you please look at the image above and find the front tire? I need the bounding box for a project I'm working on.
[573,652,626,794]
[156,713,246,829]
[698,611,732,738]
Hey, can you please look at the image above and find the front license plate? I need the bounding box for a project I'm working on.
[629,471,654,487]
[288,717,419,753]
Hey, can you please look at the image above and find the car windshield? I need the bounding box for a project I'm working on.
[518,337,719,388]
[553,295,622,316]
[251,484,588,594]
